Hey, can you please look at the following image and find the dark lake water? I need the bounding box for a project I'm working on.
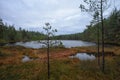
[6,40,96,49]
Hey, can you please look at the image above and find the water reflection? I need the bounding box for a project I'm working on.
[69,53,96,60]
[22,56,33,62]
[5,40,96,49]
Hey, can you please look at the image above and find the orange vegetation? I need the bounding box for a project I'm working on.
[0,45,120,65]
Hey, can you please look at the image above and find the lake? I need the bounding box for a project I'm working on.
[69,52,116,61]
[69,53,96,61]
[6,40,96,49]
[22,56,33,62]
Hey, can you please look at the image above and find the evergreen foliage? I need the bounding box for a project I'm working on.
[0,20,45,43]
[55,9,120,44]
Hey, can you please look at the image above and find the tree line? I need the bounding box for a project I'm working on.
[55,9,120,45]
[0,9,120,45]
[0,19,45,44]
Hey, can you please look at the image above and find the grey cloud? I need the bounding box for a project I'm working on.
[0,0,120,35]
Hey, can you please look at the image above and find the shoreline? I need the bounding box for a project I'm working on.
[0,45,120,65]
[0,45,120,80]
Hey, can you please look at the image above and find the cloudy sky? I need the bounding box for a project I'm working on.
[0,0,120,35]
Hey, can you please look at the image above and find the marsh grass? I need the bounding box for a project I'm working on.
[0,56,120,80]
[0,46,120,80]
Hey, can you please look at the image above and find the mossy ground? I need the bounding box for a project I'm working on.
[0,45,120,80]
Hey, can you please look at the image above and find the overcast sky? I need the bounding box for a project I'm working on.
[0,0,120,35]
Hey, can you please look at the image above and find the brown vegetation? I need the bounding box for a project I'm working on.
[0,45,120,65]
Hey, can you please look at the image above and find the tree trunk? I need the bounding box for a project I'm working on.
[97,17,100,66]
[47,36,50,79]
[100,0,105,72]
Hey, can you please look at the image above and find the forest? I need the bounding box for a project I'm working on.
[0,20,45,44]
[0,0,120,80]
[0,9,120,45]
[55,9,120,45]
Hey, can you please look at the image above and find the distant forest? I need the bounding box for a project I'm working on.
[55,9,120,44]
[0,21,45,43]
[0,9,120,45]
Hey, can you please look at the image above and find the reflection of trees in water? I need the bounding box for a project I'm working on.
[87,52,115,57]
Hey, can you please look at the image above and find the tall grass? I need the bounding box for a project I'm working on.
[0,56,120,80]
[0,46,120,80]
